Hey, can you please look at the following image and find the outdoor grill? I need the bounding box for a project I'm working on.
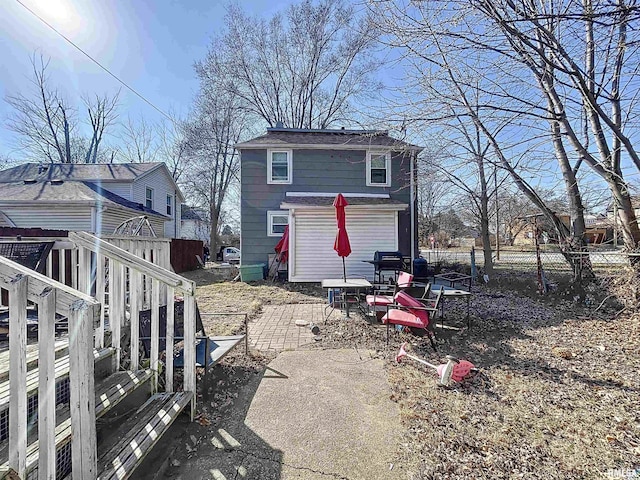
[368,251,406,284]
[372,250,405,271]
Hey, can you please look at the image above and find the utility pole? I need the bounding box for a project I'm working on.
[495,168,500,261]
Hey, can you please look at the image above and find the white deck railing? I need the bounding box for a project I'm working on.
[0,255,99,479]
[0,232,196,479]
[68,232,196,416]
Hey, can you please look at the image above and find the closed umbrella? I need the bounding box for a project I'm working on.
[333,193,351,280]
[274,225,289,263]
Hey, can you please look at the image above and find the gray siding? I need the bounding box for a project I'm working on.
[240,148,414,266]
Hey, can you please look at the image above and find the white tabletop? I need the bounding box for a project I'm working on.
[441,288,473,297]
[321,278,372,289]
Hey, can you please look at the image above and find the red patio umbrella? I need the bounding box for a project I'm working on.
[274,225,289,263]
[333,193,351,280]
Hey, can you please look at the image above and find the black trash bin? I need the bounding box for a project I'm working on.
[413,257,429,282]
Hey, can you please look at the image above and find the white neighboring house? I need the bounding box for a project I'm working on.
[180,205,210,243]
[0,162,184,237]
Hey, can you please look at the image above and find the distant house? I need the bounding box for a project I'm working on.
[235,127,421,282]
[180,205,210,243]
[0,162,184,237]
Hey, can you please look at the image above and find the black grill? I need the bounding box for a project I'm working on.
[372,251,404,270]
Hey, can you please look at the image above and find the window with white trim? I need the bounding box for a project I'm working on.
[145,187,154,209]
[267,211,289,236]
[366,151,391,187]
[267,149,292,184]
[166,195,173,216]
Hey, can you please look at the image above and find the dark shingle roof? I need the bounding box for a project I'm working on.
[0,162,162,183]
[235,128,422,151]
[181,205,205,221]
[0,180,167,217]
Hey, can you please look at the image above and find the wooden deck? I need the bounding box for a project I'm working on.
[0,369,153,479]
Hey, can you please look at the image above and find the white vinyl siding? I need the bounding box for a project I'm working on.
[96,208,165,236]
[99,182,132,200]
[290,208,398,282]
[132,166,183,238]
[0,206,92,232]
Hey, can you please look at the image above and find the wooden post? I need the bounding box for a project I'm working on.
[165,286,175,393]
[71,248,78,290]
[68,300,98,480]
[60,249,67,286]
[150,278,160,393]
[183,290,196,420]
[111,260,123,371]
[38,287,56,480]
[130,263,141,371]
[8,274,28,479]
[95,253,106,348]
[46,251,52,278]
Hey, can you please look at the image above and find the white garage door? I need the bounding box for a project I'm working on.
[290,208,398,282]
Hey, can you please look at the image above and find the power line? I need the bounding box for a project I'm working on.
[15,0,175,123]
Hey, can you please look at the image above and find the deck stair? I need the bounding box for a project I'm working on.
[0,232,245,480]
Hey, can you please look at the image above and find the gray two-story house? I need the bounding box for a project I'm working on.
[236,127,422,282]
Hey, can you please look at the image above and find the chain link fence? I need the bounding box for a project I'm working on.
[420,248,629,277]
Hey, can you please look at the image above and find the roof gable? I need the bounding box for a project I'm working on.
[235,128,422,151]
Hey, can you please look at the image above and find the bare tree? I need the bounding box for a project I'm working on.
[367,1,615,279]
[156,118,189,181]
[196,0,380,129]
[5,54,119,163]
[119,116,158,164]
[181,88,249,252]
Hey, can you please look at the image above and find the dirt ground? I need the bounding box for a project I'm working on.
[174,268,640,479]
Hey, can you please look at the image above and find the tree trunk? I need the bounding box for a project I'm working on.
[209,203,220,256]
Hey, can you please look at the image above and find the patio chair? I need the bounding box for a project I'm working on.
[366,272,428,320]
[381,288,443,351]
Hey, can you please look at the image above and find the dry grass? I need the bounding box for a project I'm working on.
[186,270,640,479]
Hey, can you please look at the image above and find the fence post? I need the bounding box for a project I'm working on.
[68,300,98,480]
[8,274,28,479]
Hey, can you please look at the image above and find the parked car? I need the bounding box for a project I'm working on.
[216,246,240,263]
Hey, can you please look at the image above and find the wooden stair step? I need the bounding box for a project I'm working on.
[0,369,153,479]
[0,347,115,414]
[0,339,69,382]
[97,392,193,480]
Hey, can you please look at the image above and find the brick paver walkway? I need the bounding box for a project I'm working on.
[249,303,341,351]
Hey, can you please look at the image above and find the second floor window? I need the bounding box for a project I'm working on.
[145,187,154,209]
[166,195,173,216]
[268,149,292,184]
[366,151,391,187]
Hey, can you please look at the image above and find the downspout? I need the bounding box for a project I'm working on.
[410,152,416,268]
[174,189,178,239]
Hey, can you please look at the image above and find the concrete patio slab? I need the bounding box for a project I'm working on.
[244,349,401,480]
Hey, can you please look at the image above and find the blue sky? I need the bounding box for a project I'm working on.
[0,0,297,158]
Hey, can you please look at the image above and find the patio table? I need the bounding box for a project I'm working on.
[439,287,473,329]
[434,272,472,291]
[321,278,372,321]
